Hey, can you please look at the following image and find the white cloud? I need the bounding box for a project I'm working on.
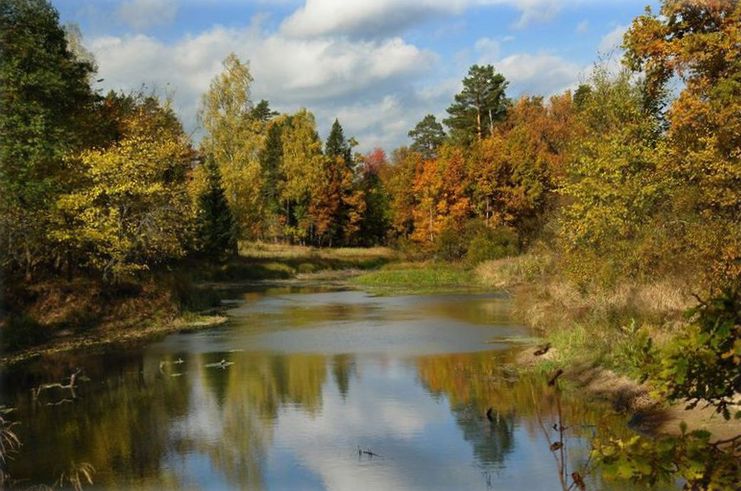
[598,24,627,54]
[116,0,178,30]
[80,0,611,151]
[597,24,629,74]
[87,20,435,149]
[576,19,589,33]
[495,53,585,96]
[474,37,502,60]
[507,0,560,29]
[281,0,574,38]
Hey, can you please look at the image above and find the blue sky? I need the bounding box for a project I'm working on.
[52,0,659,151]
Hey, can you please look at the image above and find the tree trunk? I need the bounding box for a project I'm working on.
[476,107,482,140]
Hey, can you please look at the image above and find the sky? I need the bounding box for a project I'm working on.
[52,0,660,152]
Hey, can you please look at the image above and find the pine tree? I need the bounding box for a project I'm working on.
[250,99,277,123]
[444,64,508,144]
[260,121,283,215]
[408,114,446,159]
[325,119,352,168]
[196,156,237,258]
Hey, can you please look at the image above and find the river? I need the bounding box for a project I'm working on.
[1,285,645,490]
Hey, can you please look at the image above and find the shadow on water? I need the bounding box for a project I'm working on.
[0,287,670,490]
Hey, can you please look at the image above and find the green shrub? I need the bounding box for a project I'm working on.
[435,227,469,260]
[465,227,519,266]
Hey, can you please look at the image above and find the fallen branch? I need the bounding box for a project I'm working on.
[32,369,82,401]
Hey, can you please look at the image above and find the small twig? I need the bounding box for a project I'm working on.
[46,399,74,407]
[357,446,382,458]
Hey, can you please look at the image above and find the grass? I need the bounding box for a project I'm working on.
[473,253,694,376]
[352,261,479,295]
[195,241,398,282]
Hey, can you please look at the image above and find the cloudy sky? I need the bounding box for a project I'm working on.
[53,0,659,152]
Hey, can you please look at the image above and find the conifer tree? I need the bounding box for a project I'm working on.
[196,156,237,258]
[444,64,508,144]
[325,119,353,168]
[408,114,446,159]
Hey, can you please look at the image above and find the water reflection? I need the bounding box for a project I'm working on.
[2,289,636,490]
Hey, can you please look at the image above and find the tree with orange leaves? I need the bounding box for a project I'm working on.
[411,145,471,245]
[624,0,741,283]
[469,95,576,241]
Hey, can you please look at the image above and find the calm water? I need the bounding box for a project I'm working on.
[2,286,638,490]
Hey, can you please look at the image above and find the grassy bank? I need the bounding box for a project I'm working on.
[473,253,693,378]
[194,242,396,282]
[351,261,478,295]
[0,272,226,365]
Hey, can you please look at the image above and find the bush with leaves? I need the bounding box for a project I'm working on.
[465,227,519,266]
[644,289,741,420]
[593,422,739,490]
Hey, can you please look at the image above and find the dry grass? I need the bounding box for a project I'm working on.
[475,253,553,290]
[239,241,396,261]
[476,252,696,375]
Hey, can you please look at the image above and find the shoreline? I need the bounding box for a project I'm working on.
[4,265,738,444]
[0,312,228,367]
[514,344,741,442]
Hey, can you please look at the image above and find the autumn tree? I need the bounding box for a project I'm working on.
[199,53,265,240]
[0,0,97,280]
[311,119,359,245]
[52,96,194,280]
[408,114,446,159]
[470,95,575,241]
[559,68,666,284]
[411,145,471,245]
[624,0,741,285]
[383,148,421,240]
[357,148,390,246]
[444,65,509,144]
[279,109,324,243]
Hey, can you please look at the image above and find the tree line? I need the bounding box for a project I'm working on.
[1,0,739,294]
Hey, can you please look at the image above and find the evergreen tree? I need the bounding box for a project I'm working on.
[260,120,283,218]
[408,114,446,159]
[196,156,237,258]
[325,119,352,168]
[444,64,508,144]
[250,99,278,123]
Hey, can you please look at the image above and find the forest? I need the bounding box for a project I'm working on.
[0,0,739,489]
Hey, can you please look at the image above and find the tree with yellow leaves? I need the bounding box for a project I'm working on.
[199,53,266,240]
[52,96,194,280]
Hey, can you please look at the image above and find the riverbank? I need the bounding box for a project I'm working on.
[515,345,741,442]
[355,253,692,376]
[1,243,397,366]
[355,253,741,443]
